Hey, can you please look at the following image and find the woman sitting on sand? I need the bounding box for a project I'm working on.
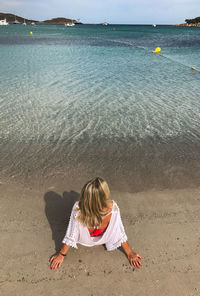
[49,177,143,270]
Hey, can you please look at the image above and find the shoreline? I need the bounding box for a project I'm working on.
[175,23,200,27]
[1,164,200,194]
[1,139,200,193]
[0,179,200,295]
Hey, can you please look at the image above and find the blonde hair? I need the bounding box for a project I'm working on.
[75,177,111,228]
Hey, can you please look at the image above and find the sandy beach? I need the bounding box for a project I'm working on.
[0,179,199,296]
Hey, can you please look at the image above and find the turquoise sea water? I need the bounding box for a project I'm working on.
[0,24,200,191]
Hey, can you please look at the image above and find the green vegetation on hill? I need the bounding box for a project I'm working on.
[185,16,200,24]
[175,16,200,26]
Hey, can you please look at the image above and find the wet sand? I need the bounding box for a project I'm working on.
[0,179,200,296]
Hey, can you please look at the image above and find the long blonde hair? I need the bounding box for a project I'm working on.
[75,177,111,228]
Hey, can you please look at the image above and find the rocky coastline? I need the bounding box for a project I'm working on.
[175,22,200,27]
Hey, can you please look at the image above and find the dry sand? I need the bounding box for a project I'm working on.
[0,179,200,296]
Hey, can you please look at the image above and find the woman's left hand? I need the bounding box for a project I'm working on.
[128,251,143,269]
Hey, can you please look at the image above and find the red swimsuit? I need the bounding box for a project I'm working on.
[89,225,108,237]
[88,206,112,237]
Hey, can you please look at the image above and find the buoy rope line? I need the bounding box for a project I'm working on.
[89,36,200,73]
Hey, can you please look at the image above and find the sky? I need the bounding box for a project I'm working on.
[0,0,199,24]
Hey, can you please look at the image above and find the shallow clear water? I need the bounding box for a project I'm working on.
[0,24,200,191]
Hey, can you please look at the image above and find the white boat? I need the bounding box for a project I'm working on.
[13,16,20,24]
[0,18,9,26]
[102,22,109,26]
[65,23,75,27]
[31,22,36,25]
[22,19,26,25]
[152,24,156,27]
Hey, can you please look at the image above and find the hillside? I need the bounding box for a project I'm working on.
[0,13,82,25]
[43,17,80,24]
[0,13,37,23]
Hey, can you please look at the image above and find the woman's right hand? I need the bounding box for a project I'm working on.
[49,253,64,270]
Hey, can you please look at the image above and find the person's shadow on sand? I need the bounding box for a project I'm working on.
[44,190,79,252]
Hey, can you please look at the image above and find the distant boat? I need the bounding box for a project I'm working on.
[101,22,109,26]
[13,16,20,24]
[13,20,20,24]
[65,22,75,27]
[22,19,26,26]
[31,22,36,25]
[152,24,156,27]
[0,18,9,26]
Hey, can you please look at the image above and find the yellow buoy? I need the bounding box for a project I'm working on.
[152,47,161,53]
[30,31,33,35]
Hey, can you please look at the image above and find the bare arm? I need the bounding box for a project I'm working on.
[59,243,71,255]
[121,241,143,269]
[121,240,132,255]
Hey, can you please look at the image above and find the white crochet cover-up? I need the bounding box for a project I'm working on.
[62,200,128,251]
